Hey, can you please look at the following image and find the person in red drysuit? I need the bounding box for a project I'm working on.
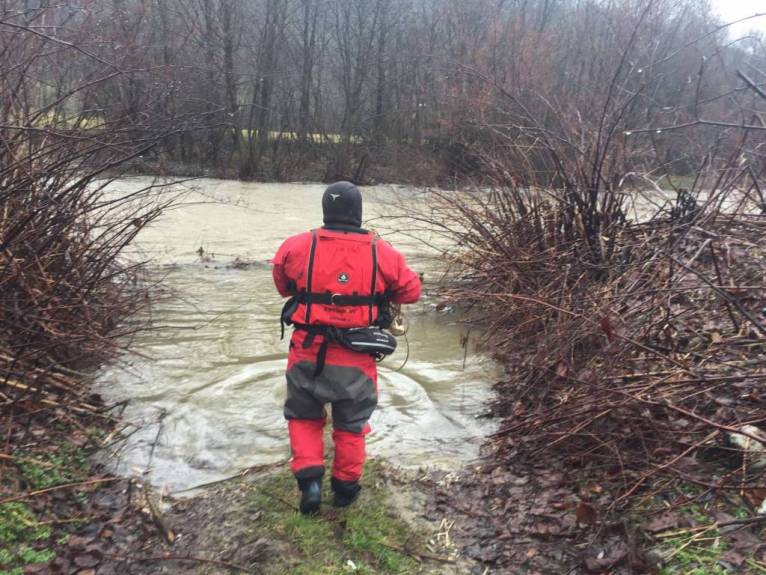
[272,181,421,514]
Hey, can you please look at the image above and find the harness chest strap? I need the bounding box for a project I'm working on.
[368,235,378,324]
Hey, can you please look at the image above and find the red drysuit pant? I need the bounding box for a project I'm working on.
[284,330,378,483]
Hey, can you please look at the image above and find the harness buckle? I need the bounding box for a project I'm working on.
[330,293,342,305]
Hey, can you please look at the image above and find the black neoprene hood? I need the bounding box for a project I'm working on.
[322,181,362,227]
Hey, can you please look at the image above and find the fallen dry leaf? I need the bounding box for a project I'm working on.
[576,501,597,526]
[73,550,101,569]
[644,512,683,534]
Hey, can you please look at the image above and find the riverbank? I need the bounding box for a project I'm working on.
[126,142,455,189]
[93,460,471,575]
[7,404,764,575]
[3,433,477,575]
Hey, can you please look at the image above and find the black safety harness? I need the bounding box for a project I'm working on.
[280,229,396,376]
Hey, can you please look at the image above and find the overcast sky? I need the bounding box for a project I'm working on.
[710,0,766,37]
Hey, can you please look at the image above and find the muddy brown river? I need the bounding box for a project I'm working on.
[96,178,500,492]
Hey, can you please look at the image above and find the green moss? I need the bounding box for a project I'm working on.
[632,480,744,575]
[1,440,94,574]
[0,503,51,544]
[655,495,726,575]
[0,503,55,573]
[658,533,727,575]
[733,506,750,519]
[250,461,426,574]
[15,444,88,490]
[15,547,55,566]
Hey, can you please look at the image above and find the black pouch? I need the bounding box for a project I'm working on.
[335,326,397,357]
[280,296,300,339]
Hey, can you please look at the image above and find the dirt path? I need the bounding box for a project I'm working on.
[48,460,477,575]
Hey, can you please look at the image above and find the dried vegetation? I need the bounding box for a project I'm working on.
[440,177,766,502]
[405,156,766,572]
[0,8,181,421]
[0,10,188,572]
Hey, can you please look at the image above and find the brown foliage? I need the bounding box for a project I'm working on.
[0,6,181,417]
[424,173,766,509]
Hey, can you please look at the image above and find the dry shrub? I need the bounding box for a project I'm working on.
[0,7,183,415]
[0,150,175,415]
[424,173,766,507]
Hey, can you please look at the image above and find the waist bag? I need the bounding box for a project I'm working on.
[336,326,397,356]
[294,324,397,376]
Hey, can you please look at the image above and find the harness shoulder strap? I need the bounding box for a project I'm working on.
[303,229,318,323]
[369,235,378,325]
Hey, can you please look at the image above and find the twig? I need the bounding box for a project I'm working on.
[716,515,766,529]
[664,524,719,561]
[737,70,766,101]
[260,487,299,512]
[378,541,457,564]
[0,477,123,505]
[142,481,176,545]
[171,460,289,495]
[0,452,59,468]
[669,255,766,337]
[613,431,718,506]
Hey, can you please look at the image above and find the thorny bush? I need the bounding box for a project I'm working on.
[403,169,766,514]
[0,6,184,416]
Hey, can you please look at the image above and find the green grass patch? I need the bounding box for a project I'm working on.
[0,503,55,575]
[239,129,362,144]
[250,461,425,574]
[19,112,362,143]
[658,531,727,575]
[660,495,724,574]
[15,444,89,490]
[648,481,750,575]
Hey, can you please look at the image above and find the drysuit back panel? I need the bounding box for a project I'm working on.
[292,229,378,328]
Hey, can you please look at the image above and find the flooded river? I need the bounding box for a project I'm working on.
[97,178,500,492]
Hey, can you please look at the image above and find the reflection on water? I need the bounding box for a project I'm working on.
[97,178,499,491]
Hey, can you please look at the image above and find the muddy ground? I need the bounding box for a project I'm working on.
[7,422,765,574]
[36,460,478,575]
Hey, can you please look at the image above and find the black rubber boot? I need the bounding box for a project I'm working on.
[298,478,322,515]
[331,477,361,508]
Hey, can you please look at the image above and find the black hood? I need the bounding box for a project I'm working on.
[322,181,362,227]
